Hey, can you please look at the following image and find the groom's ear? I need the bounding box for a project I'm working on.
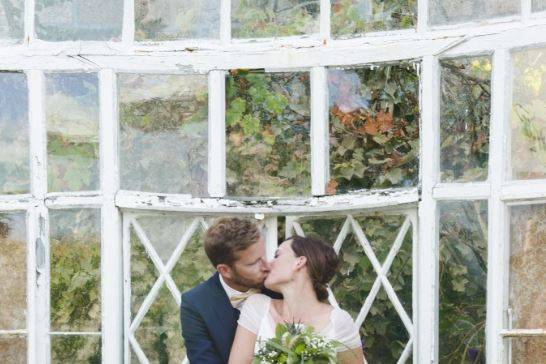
[217,263,232,279]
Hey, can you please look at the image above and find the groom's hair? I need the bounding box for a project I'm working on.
[204,217,261,267]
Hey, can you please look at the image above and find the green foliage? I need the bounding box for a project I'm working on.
[331,0,416,38]
[226,70,311,197]
[254,323,339,364]
[51,336,101,364]
[439,201,487,364]
[118,74,208,195]
[301,214,412,363]
[328,64,419,193]
[440,57,491,182]
[232,0,319,38]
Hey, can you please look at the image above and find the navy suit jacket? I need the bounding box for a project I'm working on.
[180,273,280,364]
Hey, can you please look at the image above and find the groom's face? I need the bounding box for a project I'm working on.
[227,237,269,290]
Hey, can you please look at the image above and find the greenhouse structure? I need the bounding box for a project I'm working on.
[0,0,545,363]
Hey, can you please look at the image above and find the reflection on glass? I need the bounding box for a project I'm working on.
[119,73,208,195]
[134,285,185,363]
[0,72,29,194]
[300,213,412,363]
[331,0,416,38]
[430,0,518,25]
[35,0,122,41]
[0,336,26,364]
[509,204,546,330]
[533,0,546,12]
[226,70,311,197]
[439,201,487,364]
[0,0,24,40]
[50,209,101,332]
[511,47,546,180]
[507,336,546,364]
[440,57,491,182]
[51,335,100,363]
[232,0,319,38]
[0,212,26,330]
[46,73,99,192]
[135,0,220,41]
[328,64,419,193]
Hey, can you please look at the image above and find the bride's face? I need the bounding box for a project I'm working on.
[264,240,302,290]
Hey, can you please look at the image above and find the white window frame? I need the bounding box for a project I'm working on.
[0,0,545,363]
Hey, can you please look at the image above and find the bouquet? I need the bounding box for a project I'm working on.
[253,322,340,364]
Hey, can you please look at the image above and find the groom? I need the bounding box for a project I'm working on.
[180,217,277,363]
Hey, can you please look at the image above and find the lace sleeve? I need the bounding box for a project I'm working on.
[237,294,270,334]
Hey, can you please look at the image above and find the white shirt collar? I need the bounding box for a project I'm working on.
[219,274,245,306]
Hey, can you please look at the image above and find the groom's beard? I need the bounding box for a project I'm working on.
[230,267,266,290]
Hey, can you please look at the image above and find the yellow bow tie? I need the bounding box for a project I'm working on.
[229,289,259,307]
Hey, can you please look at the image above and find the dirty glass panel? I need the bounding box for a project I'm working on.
[327,63,419,194]
[0,336,26,364]
[0,212,26,330]
[135,0,220,41]
[118,73,208,195]
[439,201,488,363]
[51,335,101,363]
[509,204,546,330]
[430,0,519,25]
[0,0,23,40]
[299,213,412,363]
[226,70,311,197]
[533,0,546,12]
[440,57,491,182]
[35,0,122,41]
[46,73,99,192]
[511,47,546,180]
[50,209,101,332]
[507,336,546,364]
[331,0,416,38]
[0,72,29,194]
[232,0,319,38]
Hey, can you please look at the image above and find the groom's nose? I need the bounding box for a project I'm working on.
[260,258,271,272]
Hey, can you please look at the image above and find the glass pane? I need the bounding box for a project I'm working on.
[119,73,208,195]
[50,209,101,332]
[533,0,546,12]
[134,285,185,363]
[35,0,123,41]
[51,335,101,363]
[0,336,26,363]
[0,72,29,194]
[328,64,419,193]
[439,201,487,363]
[300,213,412,363]
[135,0,220,41]
[46,73,99,192]
[440,57,491,182]
[509,204,546,329]
[0,212,26,330]
[232,0,319,38]
[0,0,24,40]
[226,70,311,197]
[331,0,416,38]
[430,0,519,25]
[508,336,546,364]
[511,47,546,180]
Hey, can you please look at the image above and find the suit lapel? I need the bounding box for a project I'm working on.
[207,273,238,361]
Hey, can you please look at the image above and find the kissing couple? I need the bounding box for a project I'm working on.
[180,217,364,363]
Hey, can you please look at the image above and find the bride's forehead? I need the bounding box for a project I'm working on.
[278,240,293,251]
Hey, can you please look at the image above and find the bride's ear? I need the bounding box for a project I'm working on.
[294,256,307,270]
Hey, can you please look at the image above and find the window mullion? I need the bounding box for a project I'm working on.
[122,0,135,43]
[310,66,329,196]
[220,0,231,45]
[99,69,123,364]
[417,0,430,33]
[24,0,35,43]
[319,0,331,43]
[27,69,50,364]
[487,49,510,364]
[417,55,440,364]
[208,70,227,198]
[263,216,278,260]
[522,0,532,19]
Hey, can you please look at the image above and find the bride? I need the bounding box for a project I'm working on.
[228,235,365,363]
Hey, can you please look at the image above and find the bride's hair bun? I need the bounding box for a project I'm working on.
[290,235,339,302]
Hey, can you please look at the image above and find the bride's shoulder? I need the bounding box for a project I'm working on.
[331,307,357,326]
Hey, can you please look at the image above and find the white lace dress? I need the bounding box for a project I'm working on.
[238,293,362,354]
